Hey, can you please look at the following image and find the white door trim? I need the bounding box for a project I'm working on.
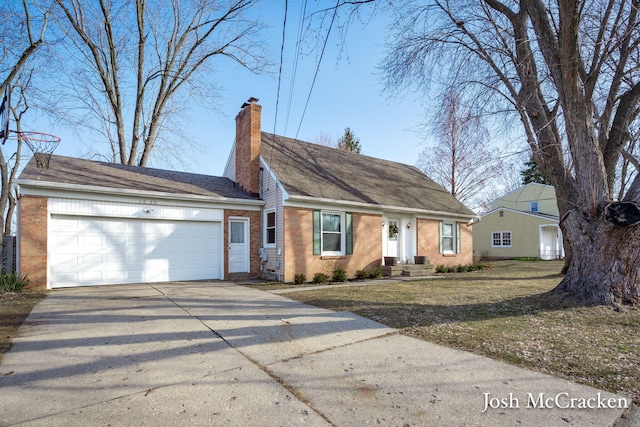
[228,217,250,273]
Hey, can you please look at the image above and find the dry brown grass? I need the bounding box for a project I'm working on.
[281,260,640,404]
[0,291,47,364]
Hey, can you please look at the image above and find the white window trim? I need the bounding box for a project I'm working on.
[491,231,512,248]
[530,201,539,213]
[264,209,276,248]
[441,220,456,254]
[321,210,346,256]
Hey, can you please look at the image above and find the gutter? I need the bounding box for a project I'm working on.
[17,179,265,207]
[285,194,479,221]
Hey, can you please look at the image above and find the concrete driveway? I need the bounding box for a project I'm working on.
[0,282,632,426]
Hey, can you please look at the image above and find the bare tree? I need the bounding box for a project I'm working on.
[617,126,640,200]
[52,0,268,166]
[0,1,47,95]
[0,0,48,271]
[380,0,640,306]
[313,131,336,147]
[418,90,502,210]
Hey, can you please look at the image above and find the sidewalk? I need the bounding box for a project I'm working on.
[0,281,634,426]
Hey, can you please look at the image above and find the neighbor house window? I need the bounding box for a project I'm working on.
[313,210,353,256]
[492,231,512,247]
[264,210,276,247]
[439,221,461,254]
[530,201,539,213]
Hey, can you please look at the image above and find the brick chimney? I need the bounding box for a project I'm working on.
[235,97,262,196]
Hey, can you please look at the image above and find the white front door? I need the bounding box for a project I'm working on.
[228,218,249,273]
[386,219,399,258]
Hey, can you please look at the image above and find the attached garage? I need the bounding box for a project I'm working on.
[17,155,263,290]
[50,216,222,288]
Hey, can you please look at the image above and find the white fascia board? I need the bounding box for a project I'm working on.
[17,179,264,210]
[260,156,290,202]
[480,206,559,222]
[284,195,478,221]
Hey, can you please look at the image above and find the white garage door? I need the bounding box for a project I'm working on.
[50,215,222,288]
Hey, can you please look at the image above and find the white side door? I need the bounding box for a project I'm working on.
[228,218,249,273]
[539,226,558,260]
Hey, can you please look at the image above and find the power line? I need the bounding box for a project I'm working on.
[284,0,308,135]
[276,0,340,177]
[272,0,288,136]
[267,0,290,183]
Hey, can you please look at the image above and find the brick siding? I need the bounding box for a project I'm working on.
[416,218,473,266]
[283,207,382,282]
[235,101,262,196]
[18,196,48,290]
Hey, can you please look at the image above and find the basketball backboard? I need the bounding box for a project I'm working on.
[0,84,10,144]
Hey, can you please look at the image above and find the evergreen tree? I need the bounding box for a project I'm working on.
[520,158,551,185]
[336,127,362,153]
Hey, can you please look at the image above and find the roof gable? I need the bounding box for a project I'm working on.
[489,183,558,216]
[19,155,258,201]
[260,132,475,217]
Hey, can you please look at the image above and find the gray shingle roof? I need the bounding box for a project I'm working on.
[261,132,476,217]
[19,155,258,201]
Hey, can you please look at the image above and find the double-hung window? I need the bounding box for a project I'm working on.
[264,210,276,247]
[530,201,539,213]
[313,210,353,256]
[439,221,461,254]
[322,212,342,253]
[492,231,512,247]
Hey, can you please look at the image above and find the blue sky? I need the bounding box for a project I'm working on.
[42,2,428,176]
[189,4,429,177]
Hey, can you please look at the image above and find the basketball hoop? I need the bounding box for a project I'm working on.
[7,130,61,170]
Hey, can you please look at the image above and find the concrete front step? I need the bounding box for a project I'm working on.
[381,264,434,277]
[401,268,434,277]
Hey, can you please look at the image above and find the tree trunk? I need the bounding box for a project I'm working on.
[554,209,640,306]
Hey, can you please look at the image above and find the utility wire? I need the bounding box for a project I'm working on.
[267,0,289,183]
[273,0,288,136]
[276,0,340,177]
[294,1,339,141]
[284,0,308,135]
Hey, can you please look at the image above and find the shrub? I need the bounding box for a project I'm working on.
[436,263,488,274]
[367,268,382,279]
[312,272,330,284]
[354,269,368,280]
[471,262,489,271]
[456,264,469,273]
[0,273,30,293]
[294,273,306,285]
[332,268,348,282]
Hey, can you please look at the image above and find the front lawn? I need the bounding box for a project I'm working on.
[281,260,640,404]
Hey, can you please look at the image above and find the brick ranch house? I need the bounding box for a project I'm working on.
[17,98,477,289]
